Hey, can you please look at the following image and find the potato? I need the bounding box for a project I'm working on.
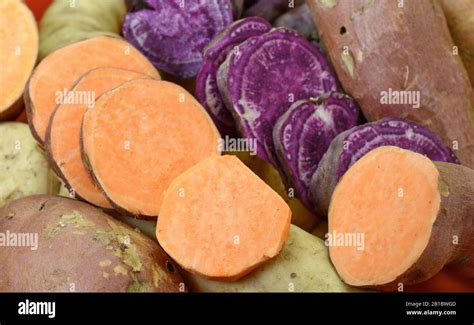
[0,195,185,292]
[184,225,356,292]
[39,0,126,60]
[0,122,59,207]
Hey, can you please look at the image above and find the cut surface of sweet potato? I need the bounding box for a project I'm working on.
[157,155,292,281]
[26,36,160,143]
[81,79,221,217]
[46,67,150,208]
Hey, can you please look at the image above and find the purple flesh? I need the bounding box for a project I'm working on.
[123,0,233,79]
[273,93,359,211]
[195,17,272,137]
[217,27,340,164]
[274,4,317,40]
[310,118,460,217]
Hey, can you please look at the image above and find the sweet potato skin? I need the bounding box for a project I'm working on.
[0,195,185,292]
[440,0,474,85]
[306,0,474,168]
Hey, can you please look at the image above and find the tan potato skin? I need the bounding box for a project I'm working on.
[306,0,474,168]
[440,0,474,85]
[0,195,186,292]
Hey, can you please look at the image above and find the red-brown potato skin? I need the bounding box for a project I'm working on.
[306,0,474,168]
[0,195,186,292]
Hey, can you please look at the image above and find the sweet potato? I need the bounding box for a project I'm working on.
[306,0,474,169]
[440,0,474,85]
[311,118,459,216]
[244,0,305,22]
[0,123,59,208]
[46,67,150,209]
[273,93,359,211]
[26,36,160,144]
[217,27,340,165]
[123,0,233,79]
[39,0,127,60]
[184,225,356,292]
[195,17,272,136]
[329,146,474,289]
[156,155,291,281]
[0,0,38,120]
[274,3,317,40]
[0,195,185,292]
[81,79,220,217]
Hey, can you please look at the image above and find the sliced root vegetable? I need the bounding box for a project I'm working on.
[46,67,150,209]
[274,4,317,40]
[306,0,474,169]
[122,0,233,79]
[196,17,272,137]
[329,146,474,288]
[184,225,355,292]
[0,195,185,292]
[156,155,291,281]
[273,93,359,211]
[440,0,474,85]
[0,123,60,207]
[217,27,340,164]
[243,0,304,22]
[311,118,460,217]
[81,79,221,217]
[26,36,160,144]
[0,0,38,121]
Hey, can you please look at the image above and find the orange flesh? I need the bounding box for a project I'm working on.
[81,79,221,216]
[0,0,38,114]
[329,146,440,286]
[28,36,160,142]
[156,155,292,281]
[47,67,149,208]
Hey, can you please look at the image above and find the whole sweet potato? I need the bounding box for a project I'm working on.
[0,195,185,292]
[306,0,474,168]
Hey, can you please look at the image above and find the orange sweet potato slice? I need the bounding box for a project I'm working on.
[0,0,38,120]
[26,36,160,143]
[46,67,150,208]
[81,79,221,217]
[156,155,292,281]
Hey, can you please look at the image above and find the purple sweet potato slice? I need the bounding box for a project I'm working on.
[123,0,233,79]
[310,118,460,217]
[274,4,317,40]
[217,27,340,163]
[273,93,359,211]
[196,17,272,136]
[244,0,305,22]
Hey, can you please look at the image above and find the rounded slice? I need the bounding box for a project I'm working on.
[123,0,233,79]
[46,67,150,209]
[26,36,160,143]
[217,27,340,164]
[0,0,38,120]
[329,146,441,287]
[273,93,359,210]
[196,17,272,136]
[157,155,291,281]
[81,79,221,217]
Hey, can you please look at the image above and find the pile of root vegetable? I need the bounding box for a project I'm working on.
[0,0,473,292]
